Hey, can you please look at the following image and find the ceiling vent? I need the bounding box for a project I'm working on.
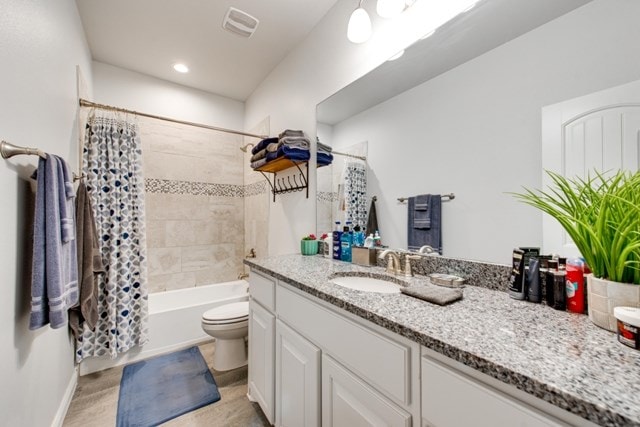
[222,7,259,38]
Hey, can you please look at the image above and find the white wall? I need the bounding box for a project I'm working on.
[328,0,640,263]
[0,1,93,425]
[246,0,640,261]
[245,0,448,255]
[92,61,244,130]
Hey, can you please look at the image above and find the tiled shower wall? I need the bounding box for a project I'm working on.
[141,117,248,293]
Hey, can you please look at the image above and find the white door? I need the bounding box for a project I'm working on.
[321,354,411,427]
[275,320,321,427]
[249,300,276,424]
[542,79,640,256]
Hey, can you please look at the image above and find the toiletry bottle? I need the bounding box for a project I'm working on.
[373,230,381,247]
[566,258,585,314]
[545,259,559,306]
[508,248,526,300]
[364,234,374,248]
[323,234,332,258]
[527,258,541,303]
[353,225,364,247]
[332,221,342,260]
[340,226,352,262]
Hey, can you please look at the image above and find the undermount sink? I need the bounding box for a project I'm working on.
[329,274,403,294]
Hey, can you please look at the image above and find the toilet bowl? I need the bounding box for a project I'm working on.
[201,301,249,371]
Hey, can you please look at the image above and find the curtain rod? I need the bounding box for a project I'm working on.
[78,99,268,140]
[332,150,367,161]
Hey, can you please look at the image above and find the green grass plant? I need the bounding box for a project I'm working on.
[512,170,640,284]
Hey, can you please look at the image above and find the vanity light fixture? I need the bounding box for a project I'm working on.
[347,0,372,44]
[173,63,189,73]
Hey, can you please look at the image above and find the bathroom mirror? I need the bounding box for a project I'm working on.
[314,0,638,264]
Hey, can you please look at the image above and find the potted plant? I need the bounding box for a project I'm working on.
[301,234,319,256]
[513,170,640,331]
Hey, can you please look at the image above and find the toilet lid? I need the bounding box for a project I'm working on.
[202,301,249,322]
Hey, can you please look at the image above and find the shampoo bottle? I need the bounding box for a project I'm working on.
[332,221,342,260]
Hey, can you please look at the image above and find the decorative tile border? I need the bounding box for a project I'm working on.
[145,178,268,198]
[317,191,338,202]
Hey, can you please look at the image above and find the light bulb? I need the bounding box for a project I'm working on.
[347,7,372,44]
[173,63,189,73]
[376,0,405,18]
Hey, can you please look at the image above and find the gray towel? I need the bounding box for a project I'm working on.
[30,155,79,330]
[366,198,378,235]
[250,143,278,162]
[69,183,105,338]
[317,141,333,154]
[278,129,305,139]
[413,194,431,229]
[407,194,442,254]
[251,158,268,169]
[278,136,310,150]
[401,284,462,305]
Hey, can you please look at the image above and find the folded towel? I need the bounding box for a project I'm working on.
[250,142,278,162]
[251,137,278,155]
[30,155,79,330]
[408,195,442,254]
[278,136,310,150]
[266,151,279,162]
[317,152,333,166]
[317,141,333,154]
[266,143,279,153]
[251,158,268,169]
[69,182,105,338]
[401,284,462,305]
[277,145,310,161]
[413,194,431,229]
[279,129,305,139]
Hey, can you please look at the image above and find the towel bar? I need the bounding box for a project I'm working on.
[2,140,83,181]
[397,193,455,203]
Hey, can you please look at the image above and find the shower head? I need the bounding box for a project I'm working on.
[240,143,254,152]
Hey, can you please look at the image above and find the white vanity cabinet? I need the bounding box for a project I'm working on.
[248,271,277,424]
[420,349,599,427]
[275,320,321,427]
[249,269,421,427]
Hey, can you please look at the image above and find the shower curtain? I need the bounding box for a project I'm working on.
[344,161,367,228]
[75,112,149,362]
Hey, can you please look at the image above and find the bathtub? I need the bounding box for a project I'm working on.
[79,280,249,375]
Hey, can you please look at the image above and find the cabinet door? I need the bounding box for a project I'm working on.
[421,356,562,427]
[276,320,321,427]
[322,355,411,427]
[249,300,275,424]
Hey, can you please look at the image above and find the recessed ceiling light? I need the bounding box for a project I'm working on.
[173,63,189,73]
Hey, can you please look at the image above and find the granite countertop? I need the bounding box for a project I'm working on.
[245,254,640,427]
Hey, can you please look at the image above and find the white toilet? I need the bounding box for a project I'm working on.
[201,301,249,371]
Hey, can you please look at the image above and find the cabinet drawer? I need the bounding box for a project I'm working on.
[250,270,276,311]
[277,284,414,405]
[421,356,563,427]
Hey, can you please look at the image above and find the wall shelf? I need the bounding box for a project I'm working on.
[255,156,309,202]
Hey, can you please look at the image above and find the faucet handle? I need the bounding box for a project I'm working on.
[403,254,422,277]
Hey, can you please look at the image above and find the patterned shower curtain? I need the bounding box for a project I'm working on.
[75,112,148,362]
[344,161,367,229]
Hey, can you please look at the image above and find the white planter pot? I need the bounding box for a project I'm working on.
[587,274,640,332]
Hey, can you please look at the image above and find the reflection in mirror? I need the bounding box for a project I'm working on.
[316,124,369,237]
[315,0,640,264]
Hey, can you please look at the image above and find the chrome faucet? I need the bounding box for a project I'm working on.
[402,254,422,277]
[417,245,435,254]
[379,250,401,275]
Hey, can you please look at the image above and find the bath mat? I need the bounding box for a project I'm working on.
[116,346,220,427]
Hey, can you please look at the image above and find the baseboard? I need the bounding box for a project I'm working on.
[79,337,213,376]
[52,365,78,427]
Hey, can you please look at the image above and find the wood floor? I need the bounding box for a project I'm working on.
[63,342,270,427]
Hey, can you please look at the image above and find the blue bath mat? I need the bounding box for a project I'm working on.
[116,346,221,427]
